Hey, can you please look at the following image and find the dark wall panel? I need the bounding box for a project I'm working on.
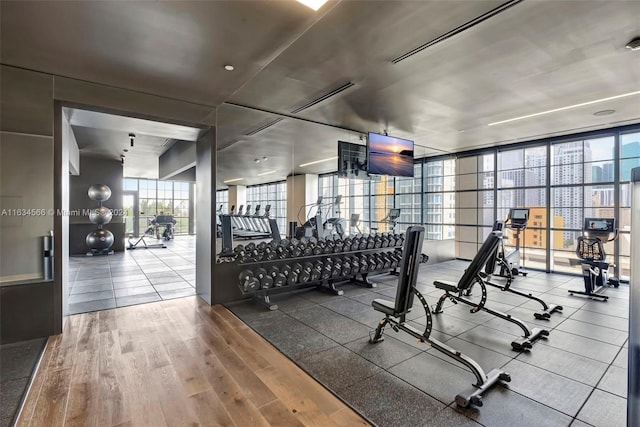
[69,154,124,255]
[1,281,54,344]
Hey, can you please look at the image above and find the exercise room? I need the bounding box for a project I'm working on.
[1,1,638,427]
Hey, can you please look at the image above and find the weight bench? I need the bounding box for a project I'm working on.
[477,221,563,320]
[370,226,511,408]
[433,231,549,351]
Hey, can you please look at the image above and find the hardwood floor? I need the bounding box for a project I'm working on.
[16,297,370,426]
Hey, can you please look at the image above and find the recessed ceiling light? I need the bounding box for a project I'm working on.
[626,37,640,51]
[254,158,260,163]
[299,156,338,167]
[258,170,276,176]
[223,177,243,183]
[296,0,329,11]
[488,90,640,126]
[224,65,234,71]
[593,109,615,117]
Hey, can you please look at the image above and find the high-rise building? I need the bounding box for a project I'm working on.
[621,140,640,179]
[553,141,592,245]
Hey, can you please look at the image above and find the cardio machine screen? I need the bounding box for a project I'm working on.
[389,209,401,219]
[510,209,529,220]
[584,218,614,232]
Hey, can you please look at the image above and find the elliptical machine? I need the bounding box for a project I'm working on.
[492,208,529,278]
[568,218,619,301]
[323,195,347,238]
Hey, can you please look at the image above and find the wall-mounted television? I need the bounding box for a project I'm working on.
[338,141,368,179]
[367,132,414,177]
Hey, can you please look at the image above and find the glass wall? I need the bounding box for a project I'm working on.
[123,178,193,235]
[216,190,229,215]
[424,159,455,240]
[497,145,547,270]
[454,126,638,280]
[319,164,427,235]
[246,181,287,234]
[317,124,637,279]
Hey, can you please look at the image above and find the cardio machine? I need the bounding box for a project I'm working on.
[373,208,401,234]
[127,215,167,250]
[568,218,619,301]
[490,208,529,278]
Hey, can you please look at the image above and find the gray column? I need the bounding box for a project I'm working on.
[195,129,215,304]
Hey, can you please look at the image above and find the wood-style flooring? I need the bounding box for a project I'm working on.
[16,297,369,426]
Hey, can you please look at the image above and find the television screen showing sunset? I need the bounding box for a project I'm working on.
[367,133,414,177]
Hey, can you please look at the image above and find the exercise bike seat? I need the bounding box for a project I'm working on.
[372,298,397,316]
[434,280,459,293]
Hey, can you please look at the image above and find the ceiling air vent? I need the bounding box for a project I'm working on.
[391,0,522,64]
[290,82,355,114]
[244,118,284,136]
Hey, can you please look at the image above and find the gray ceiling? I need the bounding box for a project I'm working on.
[64,108,204,179]
[2,1,640,188]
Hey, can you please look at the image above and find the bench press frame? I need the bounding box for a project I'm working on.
[369,226,511,408]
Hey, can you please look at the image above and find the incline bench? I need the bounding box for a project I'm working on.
[479,220,563,319]
[369,226,511,408]
[432,230,549,351]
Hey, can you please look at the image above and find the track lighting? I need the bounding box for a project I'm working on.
[129,133,135,147]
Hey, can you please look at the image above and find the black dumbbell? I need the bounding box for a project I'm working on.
[255,267,274,289]
[239,270,259,292]
[334,240,345,253]
[331,259,342,277]
[348,256,360,275]
[341,258,351,276]
[288,263,302,285]
[302,243,313,256]
[312,260,324,281]
[322,259,333,279]
[312,243,323,255]
[300,262,313,283]
[358,236,368,250]
[358,256,369,273]
[268,266,287,287]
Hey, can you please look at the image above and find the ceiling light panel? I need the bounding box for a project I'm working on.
[299,156,338,167]
[296,0,329,11]
[223,178,244,183]
[488,91,640,126]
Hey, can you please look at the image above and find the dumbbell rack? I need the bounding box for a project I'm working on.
[217,245,404,310]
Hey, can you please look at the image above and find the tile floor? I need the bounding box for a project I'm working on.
[68,236,196,315]
[227,259,629,427]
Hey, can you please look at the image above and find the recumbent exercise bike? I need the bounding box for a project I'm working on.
[568,217,619,301]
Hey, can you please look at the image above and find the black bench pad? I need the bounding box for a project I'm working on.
[372,298,396,316]
[434,280,459,293]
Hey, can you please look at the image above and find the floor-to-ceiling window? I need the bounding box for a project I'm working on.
[424,159,455,240]
[123,178,194,235]
[216,189,229,215]
[452,124,639,279]
[246,181,287,234]
[618,130,640,281]
[497,145,547,270]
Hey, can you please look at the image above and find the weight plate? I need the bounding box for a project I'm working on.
[260,275,274,289]
[256,268,268,280]
[287,272,298,286]
[268,266,280,277]
[281,264,292,276]
[274,273,287,287]
[299,271,311,283]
